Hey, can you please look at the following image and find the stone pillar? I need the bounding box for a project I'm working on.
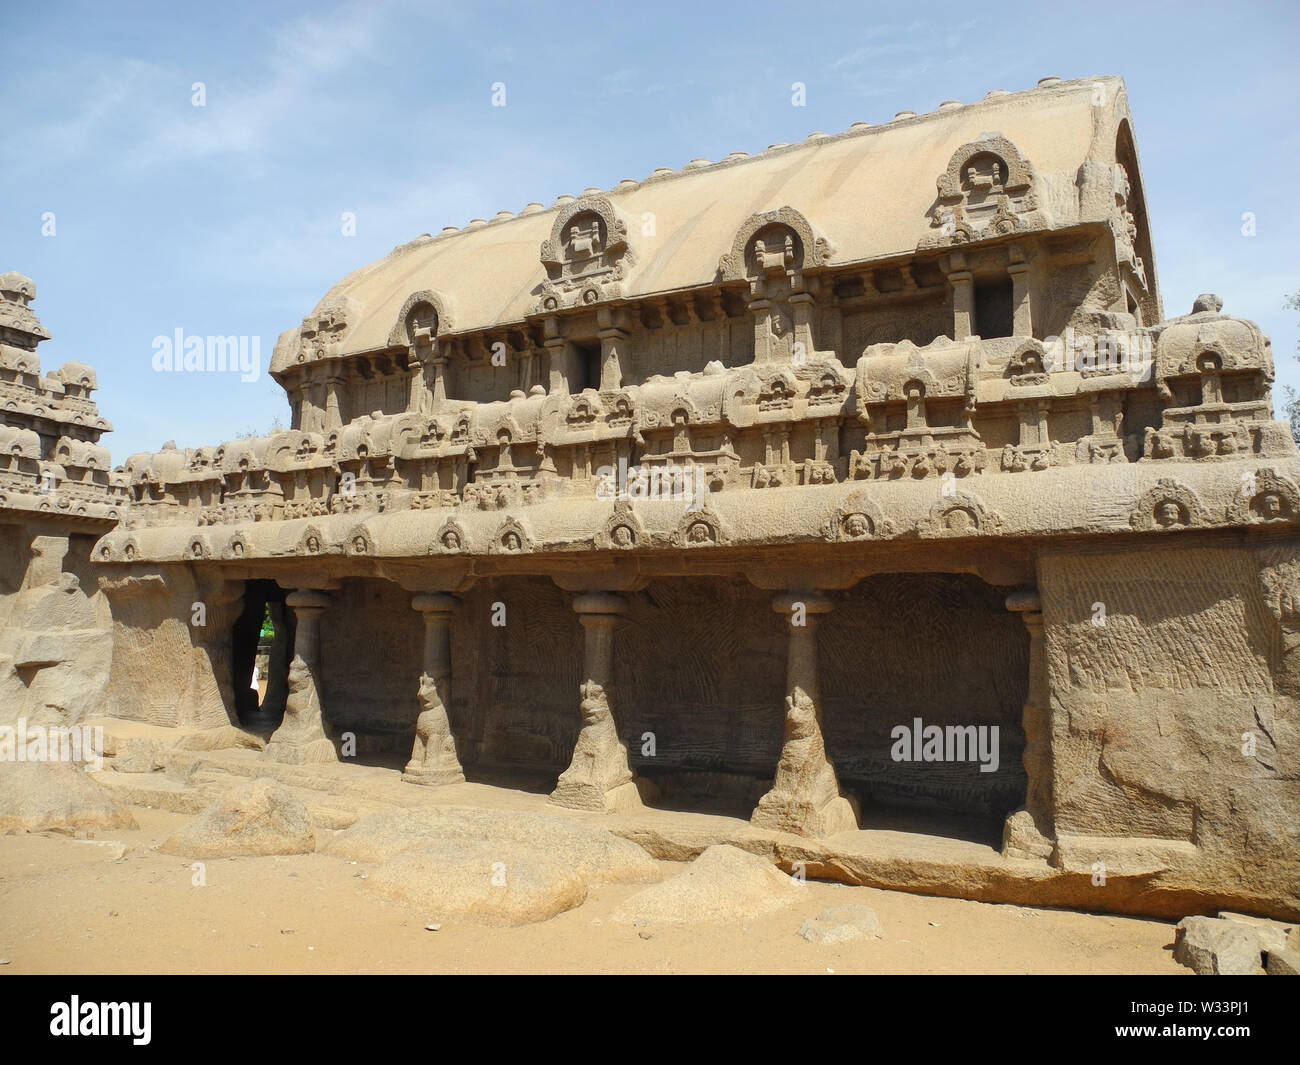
[948,252,974,340]
[324,370,345,430]
[1008,253,1032,336]
[752,592,859,837]
[1002,588,1054,859]
[264,589,337,764]
[546,337,570,396]
[598,328,625,391]
[749,295,772,362]
[550,591,655,812]
[430,351,449,406]
[303,367,327,434]
[403,593,464,785]
[789,289,815,361]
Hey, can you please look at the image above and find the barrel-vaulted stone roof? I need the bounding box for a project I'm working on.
[271,75,1150,376]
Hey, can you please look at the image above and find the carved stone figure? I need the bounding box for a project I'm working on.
[403,673,463,785]
[752,690,858,837]
[549,682,635,810]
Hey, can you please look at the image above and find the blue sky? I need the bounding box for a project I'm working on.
[3,0,1297,460]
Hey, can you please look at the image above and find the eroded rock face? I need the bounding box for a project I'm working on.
[611,844,802,924]
[160,777,314,857]
[0,763,136,833]
[323,805,659,884]
[365,839,588,926]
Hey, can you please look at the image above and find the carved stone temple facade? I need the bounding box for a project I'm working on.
[7,76,1297,919]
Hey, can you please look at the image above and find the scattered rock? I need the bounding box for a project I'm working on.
[1266,949,1299,976]
[611,844,802,924]
[366,839,587,926]
[1217,912,1293,956]
[324,805,658,883]
[1173,916,1263,975]
[108,737,165,774]
[798,904,884,944]
[0,762,137,833]
[160,777,315,858]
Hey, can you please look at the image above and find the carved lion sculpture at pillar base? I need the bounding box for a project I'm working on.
[263,656,338,765]
[750,691,859,838]
[549,682,658,812]
[402,673,465,786]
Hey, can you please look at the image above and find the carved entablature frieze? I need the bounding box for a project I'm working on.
[1001,442,1060,473]
[670,506,727,548]
[1129,479,1211,531]
[386,290,454,349]
[805,365,849,406]
[604,391,636,429]
[281,498,331,521]
[462,479,548,510]
[432,518,467,554]
[296,525,330,557]
[717,206,833,283]
[1066,433,1125,465]
[345,523,376,556]
[535,196,632,312]
[594,500,646,550]
[823,490,893,542]
[490,515,534,554]
[757,370,798,412]
[1006,340,1050,386]
[224,531,250,560]
[1227,469,1300,526]
[752,462,796,489]
[918,491,1004,538]
[920,135,1040,250]
[564,392,603,427]
[855,338,976,418]
[1144,421,1255,462]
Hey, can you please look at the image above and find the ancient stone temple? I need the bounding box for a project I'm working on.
[9,75,1298,920]
[0,272,125,722]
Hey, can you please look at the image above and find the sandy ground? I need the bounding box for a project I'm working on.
[0,809,1187,975]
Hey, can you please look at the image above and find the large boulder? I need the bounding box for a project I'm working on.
[611,844,803,924]
[0,762,136,833]
[160,777,314,857]
[323,804,659,883]
[1173,916,1264,975]
[365,839,587,926]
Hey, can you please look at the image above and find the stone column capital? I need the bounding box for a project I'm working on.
[573,591,628,616]
[1005,587,1042,617]
[412,592,459,616]
[771,591,834,616]
[286,588,332,612]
